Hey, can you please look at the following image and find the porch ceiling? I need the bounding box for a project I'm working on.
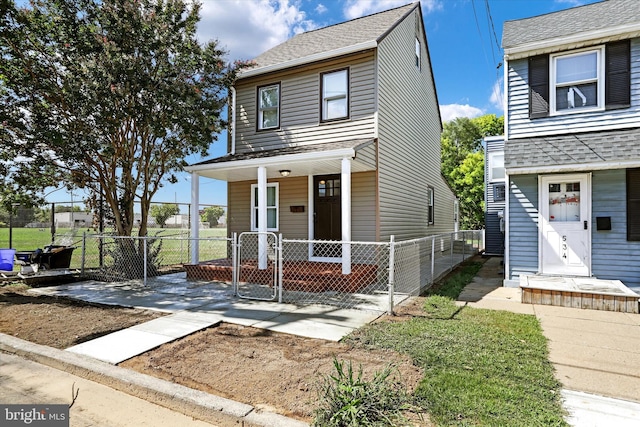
[186,139,376,182]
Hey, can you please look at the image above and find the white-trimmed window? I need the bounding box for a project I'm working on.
[427,186,434,225]
[321,69,348,121]
[251,183,279,231]
[257,83,280,130]
[551,47,604,115]
[488,152,505,182]
[415,38,421,70]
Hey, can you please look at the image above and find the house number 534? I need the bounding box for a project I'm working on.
[561,235,567,259]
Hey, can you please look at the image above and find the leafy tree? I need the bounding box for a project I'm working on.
[0,0,244,237]
[150,203,180,228]
[200,205,225,227]
[441,114,504,229]
[450,152,485,229]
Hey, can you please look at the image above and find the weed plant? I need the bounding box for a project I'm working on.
[313,358,419,427]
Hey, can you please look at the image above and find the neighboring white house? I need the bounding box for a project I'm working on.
[54,212,92,228]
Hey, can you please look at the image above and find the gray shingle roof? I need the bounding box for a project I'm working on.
[505,128,640,170]
[503,0,640,49]
[248,3,417,69]
[192,139,373,166]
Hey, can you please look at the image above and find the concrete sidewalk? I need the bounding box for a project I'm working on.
[458,257,640,426]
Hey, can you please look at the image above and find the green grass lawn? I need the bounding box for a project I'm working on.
[0,227,229,270]
[342,261,568,427]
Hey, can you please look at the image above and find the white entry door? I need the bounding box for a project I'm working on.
[539,174,591,276]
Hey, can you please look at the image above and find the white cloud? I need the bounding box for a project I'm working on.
[315,3,328,14]
[439,104,484,122]
[197,0,317,62]
[343,0,442,20]
[489,78,503,111]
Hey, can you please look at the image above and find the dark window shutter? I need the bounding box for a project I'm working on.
[606,40,631,110]
[627,169,640,241]
[528,55,549,119]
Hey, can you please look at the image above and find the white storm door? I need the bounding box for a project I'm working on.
[539,174,591,276]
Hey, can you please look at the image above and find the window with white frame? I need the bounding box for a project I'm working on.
[251,183,278,231]
[415,37,421,70]
[321,69,348,121]
[488,152,505,182]
[257,84,280,130]
[427,186,434,225]
[551,47,604,114]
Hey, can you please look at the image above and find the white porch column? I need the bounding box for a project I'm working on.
[257,166,268,270]
[341,157,351,274]
[190,172,200,264]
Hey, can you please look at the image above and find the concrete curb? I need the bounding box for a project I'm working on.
[0,333,308,427]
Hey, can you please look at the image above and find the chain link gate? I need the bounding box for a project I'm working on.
[235,232,279,301]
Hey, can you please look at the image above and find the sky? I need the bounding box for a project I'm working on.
[43,0,602,210]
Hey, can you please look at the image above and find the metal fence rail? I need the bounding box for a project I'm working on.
[78,230,484,313]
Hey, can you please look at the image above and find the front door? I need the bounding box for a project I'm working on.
[540,174,591,276]
[313,174,341,258]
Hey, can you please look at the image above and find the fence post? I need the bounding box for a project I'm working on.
[388,235,395,315]
[462,230,465,260]
[431,236,435,284]
[81,232,87,276]
[450,232,454,272]
[143,236,148,286]
[232,232,238,296]
[278,234,283,304]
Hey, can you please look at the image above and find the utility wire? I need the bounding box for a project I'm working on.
[471,0,491,68]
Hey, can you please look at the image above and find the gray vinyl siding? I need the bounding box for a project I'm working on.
[227,177,308,239]
[507,175,539,280]
[228,173,377,241]
[485,137,505,255]
[591,169,640,286]
[234,52,376,152]
[352,171,377,241]
[376,9,454,241]
[507,38,640,139]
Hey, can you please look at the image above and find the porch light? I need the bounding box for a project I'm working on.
[279,170,291,177]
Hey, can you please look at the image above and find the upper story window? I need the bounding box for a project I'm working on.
[257,83,280,130]
[321,69,349,121]
[551,48,603,115]
[415,38,421,70]
[528,40,630,119]
[487,152,505,182]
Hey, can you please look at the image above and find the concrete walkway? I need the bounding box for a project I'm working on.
[31,277,382,364]
[458,257,640,427]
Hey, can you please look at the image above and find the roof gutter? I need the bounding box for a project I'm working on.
[504,23,640,60]
[185,147,357,173]
[238,40,378,79]
[507,159,640,176]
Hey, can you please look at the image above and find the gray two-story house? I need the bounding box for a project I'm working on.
[186,3,456,274]
[502,0,640,292]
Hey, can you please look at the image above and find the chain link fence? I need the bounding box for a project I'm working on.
[79,232,230,282]
[75,229,483,313]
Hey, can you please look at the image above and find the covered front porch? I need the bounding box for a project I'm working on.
[185,139,378,276]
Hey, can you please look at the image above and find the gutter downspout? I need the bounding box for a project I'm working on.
[230,86,237,155]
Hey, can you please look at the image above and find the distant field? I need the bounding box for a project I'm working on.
[0,227,229,271]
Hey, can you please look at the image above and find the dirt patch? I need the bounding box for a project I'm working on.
[120,321,424,422]
[0,283,165,349]
[0,279,441,424]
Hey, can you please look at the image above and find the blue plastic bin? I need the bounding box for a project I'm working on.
[0,248,16,271]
